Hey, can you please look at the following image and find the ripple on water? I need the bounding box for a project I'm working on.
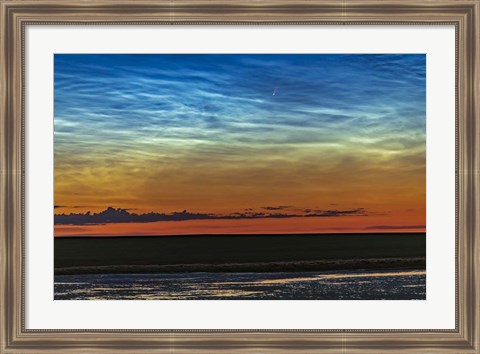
[54,269,426,300]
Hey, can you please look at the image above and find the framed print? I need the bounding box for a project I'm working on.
[1,0,479,353]
[52,52,427,301]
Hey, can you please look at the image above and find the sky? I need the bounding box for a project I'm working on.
[54,54,426,236]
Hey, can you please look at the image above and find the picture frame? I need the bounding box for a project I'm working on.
[1,0,478,352]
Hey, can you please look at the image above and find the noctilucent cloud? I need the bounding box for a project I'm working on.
[54,54,426,236]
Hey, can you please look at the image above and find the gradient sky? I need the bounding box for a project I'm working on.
[54,54,426,236]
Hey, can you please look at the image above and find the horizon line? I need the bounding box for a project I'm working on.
[54,231,427,238]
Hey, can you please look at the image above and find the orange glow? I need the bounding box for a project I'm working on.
[55,214,425,237]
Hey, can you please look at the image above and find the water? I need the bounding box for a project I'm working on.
[54,269,425,300]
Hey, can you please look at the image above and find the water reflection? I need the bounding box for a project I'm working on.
[54,269,426,300]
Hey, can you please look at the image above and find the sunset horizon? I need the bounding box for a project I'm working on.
[54,54,425,237]
[54,205,426,236]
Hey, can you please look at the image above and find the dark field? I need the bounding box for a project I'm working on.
[54,233,426,275]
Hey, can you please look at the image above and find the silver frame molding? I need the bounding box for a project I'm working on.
[1,0,479,352]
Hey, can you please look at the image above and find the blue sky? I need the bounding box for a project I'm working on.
[54,54,425,150]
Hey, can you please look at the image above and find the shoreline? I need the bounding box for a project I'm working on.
[55,256,426,275]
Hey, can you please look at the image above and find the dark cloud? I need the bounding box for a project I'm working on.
[315,208,366,217]
[55,207,216,225]
[261,205,292,211]
[55,206,369,226]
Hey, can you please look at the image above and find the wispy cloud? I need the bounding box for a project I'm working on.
[54,54,425,160]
